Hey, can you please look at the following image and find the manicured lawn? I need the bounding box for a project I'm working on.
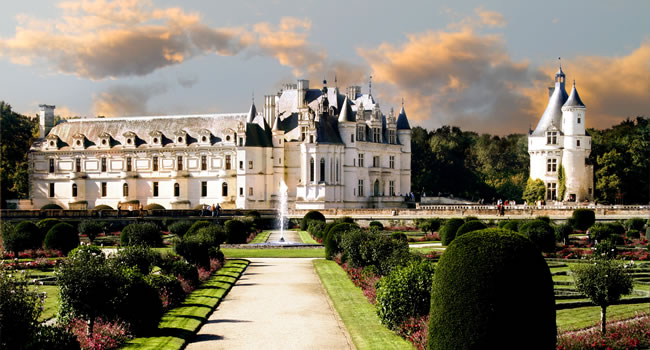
[33,284,59,322]
[222,248,324,258]
[409,247,445,255]
[409,240,441,245]
[249,231,271,244]
[313,259,412,350]
[123,259,249,350]
[298,230,320,244]
[556,304,649,330]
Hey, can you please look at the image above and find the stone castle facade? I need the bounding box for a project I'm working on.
[28,79,412,210]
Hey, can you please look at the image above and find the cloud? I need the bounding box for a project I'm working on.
[475,8,506,28]
[177,74,198,88]
[92,83,167,116]
[358,23,545,134]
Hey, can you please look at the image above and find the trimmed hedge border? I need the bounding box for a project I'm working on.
[122,259,250,350]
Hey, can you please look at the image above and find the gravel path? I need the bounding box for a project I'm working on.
[186,258,354,350]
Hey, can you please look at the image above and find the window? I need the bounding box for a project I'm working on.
[239,161,243,170]
[222,182,228,196]
[358,154,364,167]
[546,131,558,145]
[101,182,107,197]
[389,180,395,196]
[153,182,159,197]
[389,130,396,144]
[351,134,354,143]
[310,158,315,182]
[547,158,557,173]
[320,158,326,183]
[249,187,253,196]
[239,137,243,146]
[177,156,183,171]
[357,126,365,141]
[174,183,180,197]
[358,179,364,197]
[577,118,581,124]
[201,155,207,171]
[72,184,78,197]
[373,128,381,142]
[123,183,128,197]
[336,159,339,183]
[389,155,395,169]
[75,158,81,172]
[248,160,253,169]
[201,181,207,197]
[101,158,107,172]
[301,126,307,141]
[546,182,557,200]
[576,139,581,147]
[309,135,314,143]
[373,156,380,168]
[49,159,55,173]
[49,183,55,197]
[239,187,243,197]
[225,155,231,170]
[126,157,132,172]
[153,156,158,171]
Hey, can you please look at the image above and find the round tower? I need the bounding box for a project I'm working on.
[561,81,592,201]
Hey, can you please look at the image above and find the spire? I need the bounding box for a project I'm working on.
[397,101,411,130]
[272,113,281,131]
[338,96,355,123]
[368,75,372,96]
[247,100,257,123]
[563,80,585,108]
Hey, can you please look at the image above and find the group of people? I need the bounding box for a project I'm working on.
[201,203,221,217]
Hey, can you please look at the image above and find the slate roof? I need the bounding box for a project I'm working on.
[563,82,585,108]
[396,106,411,130]
[531,82,568,136]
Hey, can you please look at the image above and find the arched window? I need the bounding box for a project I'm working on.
[320,158,326,183]
[72,184,78,197]
[310,158,315,182]
[222,182,228,197]
[123,183,128,197]
[174,183,180,197]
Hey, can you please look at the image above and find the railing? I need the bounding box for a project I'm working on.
[0,208,279,219]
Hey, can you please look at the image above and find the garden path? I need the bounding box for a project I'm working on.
[186,258,354,350]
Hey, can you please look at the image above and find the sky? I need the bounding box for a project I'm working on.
[0,0,649,135]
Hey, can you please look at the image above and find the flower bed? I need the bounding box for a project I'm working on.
[557,313,650,350]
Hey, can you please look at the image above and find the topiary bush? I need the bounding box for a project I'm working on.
[145,274,185,309]
[464,216,479,222]
[78,220,104,244]
[307,220,326,240]
[41,203,63,210]
[115,268,163,336]
[518,220,557,253]
[535,216,551,224]
[144,203,165,210]
[225,219,248,244]
[555,223,573,245]
[588,223,614,243]
[167,220,193,237]
[428,228,556,349]
[419,218,441,234]
[369,221,384,230]
[624,218,646,232]
[113,246,160,274]
[455,220,487,238]
[391,232,407,241]
[185,220,211,237]
[197,225,227,246]
[570,209,596,231]
[36,218,61,242]
[120,222,162,247]
[375,259,435,331]
[440,218,464,246]
[502,220,522,232]
[3,221,42,255]
[301,210,326,230]
[324,222,356,260]
[44,223,80,255]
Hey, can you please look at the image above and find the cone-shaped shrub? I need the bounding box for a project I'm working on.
[428,228,556,349]
[440,218,464,246]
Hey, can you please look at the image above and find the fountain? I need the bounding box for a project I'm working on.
[278,180,289,242]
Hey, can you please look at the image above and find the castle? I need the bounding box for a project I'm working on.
[27,79,412,210]
[528,66,593,202]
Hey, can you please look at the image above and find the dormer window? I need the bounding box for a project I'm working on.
[174,130,187,146]
[546,131,558,145]
[150,131,162,146]
[357,125,365,141]
[388,129,396,144]
[72,133,86,150]
[198,129,211,145]
[98,132,111,149]
[45,134,59,150]
[123,131,136,148]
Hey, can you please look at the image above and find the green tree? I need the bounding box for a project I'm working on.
[572,260,633,335]
[595,149,624,203]
[558,164,566,200]
[0,102,37,206]
[523,178,546,204]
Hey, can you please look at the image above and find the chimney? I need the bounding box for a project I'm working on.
[347,86,361,100]
[39,104,55,138]
[297,79,309,108]
[264,95,276,125]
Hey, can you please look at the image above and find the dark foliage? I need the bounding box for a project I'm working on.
[570,209,596,231]
[44,223,80,255]
[440,218,464,246]
[167,220,193,237]
[518,220,557,253]
[120,222,162,247]
[225,219,248,244]
[78,220,104,244]
[455,220,487,238]
[301,210,326,230]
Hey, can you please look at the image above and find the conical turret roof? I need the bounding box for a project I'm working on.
[338,97,355,123]
[246,102,257,123]
[531,80,568,136]
[396,105,411,130]
[563,81,585,108]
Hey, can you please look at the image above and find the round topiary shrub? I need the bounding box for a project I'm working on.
[41,203,63,210]
[113,246,160,274]
[144,203,165,210]
[307,221,326,239]
[440,218,464,246]
[93,204,112,211]
[325,222,356,260]
[5,221,43,254]
[120,222,162,247]
[36,218,61,242]
[570,209,595,231]
[197,225,226,246]
[535,216,551,224]
[518,220,556,253]
[185,220,211,237]
[391,232,407,241]
[428,228,556,349]
[301,210,326,230]
[225,219,248,244]
[502,220,522,232]
[464,216,479,222]
[455,220,487,238]
[555,223,573,245]
[369,221,384,230]
[375,259,435,331]
[44,223,80,255]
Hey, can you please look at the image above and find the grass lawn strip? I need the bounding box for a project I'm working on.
[222,248,324,259]
[249,231,271,244]
[298,230,320,244]
[313,259,412,350]
[556,303,650,331]
[122,259,249,350]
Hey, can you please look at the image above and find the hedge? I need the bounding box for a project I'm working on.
[440,218,464,246]
[44,223,80,255]
[41,203,63,210]
[455,220,487,238]
[324,222,356,260]
[569,209,595,231]
[120,223,162,247]
[302,210,326,230]
[3,221,42,254]
[428,228,556,349]
[518,220,557,253]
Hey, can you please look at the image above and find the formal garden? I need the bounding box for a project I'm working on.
[1,208,649,349]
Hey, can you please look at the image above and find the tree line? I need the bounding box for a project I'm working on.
[1,100,648,205]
